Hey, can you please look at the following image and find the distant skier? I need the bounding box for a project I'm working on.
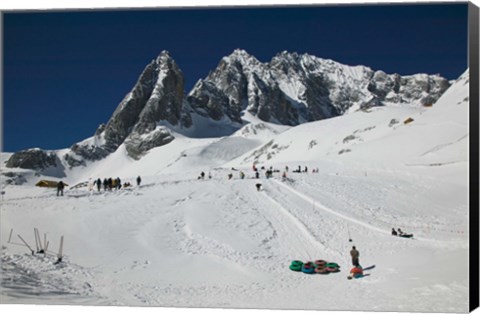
[391,228,398,236]
[103,178,108,191]
[57,181,65,196]
[201,171,205,180]
[255,171,260,179]
[136,176,142,186]
[256,183,262,191]
[240,171,245,179]
[96,178,101,192]
[350,246,360,267]
[116,177,121,189]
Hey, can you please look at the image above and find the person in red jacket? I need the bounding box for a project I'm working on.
[348,266,364,279]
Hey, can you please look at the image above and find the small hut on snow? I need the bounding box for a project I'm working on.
[35,180,68,188]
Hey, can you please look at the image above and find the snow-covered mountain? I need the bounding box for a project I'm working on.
[189,49,450,124]
[0,68,470,312]
[4,49,451,172]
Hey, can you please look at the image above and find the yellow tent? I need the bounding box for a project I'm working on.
[35,180,68,188]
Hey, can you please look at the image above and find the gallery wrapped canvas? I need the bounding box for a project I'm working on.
[1,1,478,314]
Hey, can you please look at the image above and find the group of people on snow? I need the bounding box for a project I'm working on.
[195,163,320,193]
[90,175,142,192]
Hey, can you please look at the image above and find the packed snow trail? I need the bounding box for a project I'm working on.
[236,180,326,262]
[271,178,391,235]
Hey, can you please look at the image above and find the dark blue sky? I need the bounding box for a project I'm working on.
[2,3,468,152]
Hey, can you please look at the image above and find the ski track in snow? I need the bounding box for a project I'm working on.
[271,178,388,235]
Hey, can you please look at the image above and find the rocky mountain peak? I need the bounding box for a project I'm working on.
[5,49,454,172]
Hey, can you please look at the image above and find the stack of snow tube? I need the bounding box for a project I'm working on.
[301,262,315,274]
[289,260,303,272]
[289,260,340,274]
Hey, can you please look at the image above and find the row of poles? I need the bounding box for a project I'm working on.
[7,228,64,265]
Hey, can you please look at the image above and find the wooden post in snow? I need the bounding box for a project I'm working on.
[8,228,13,243]
[35,228,44,253]
[54,235,64,265]
[34,228,40,252]
[17,234,34,255]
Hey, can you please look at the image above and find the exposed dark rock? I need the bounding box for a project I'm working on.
[124,127,175,160]
[6,149,59,171]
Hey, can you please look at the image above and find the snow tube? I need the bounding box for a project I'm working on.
[289,264,303,272]
[291,260,304,267]
[302,262,315,274]
[399,234,413,238]
[326,262,340,268]
[350,267,363,275]
[314,267,329,274]
[314,260,327,267]
[326,267,340,273]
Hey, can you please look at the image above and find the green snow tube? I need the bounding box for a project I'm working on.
[289,263,303,272]
[290,260,304,271]
[326,262,340,269]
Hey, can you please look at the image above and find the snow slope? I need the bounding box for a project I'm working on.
[0,70,471,313]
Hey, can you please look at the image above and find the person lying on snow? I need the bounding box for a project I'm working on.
[348,266,364,279]
[393,228,414,238]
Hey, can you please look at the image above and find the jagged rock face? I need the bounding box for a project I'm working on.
[72,51,192,161]
[124,127,175,160]
[5,49,453,170]
[67,143,110,168]
[187,54,251,123]
[6,149,59,170]
[101,51,191,153]
[188,49,451,125]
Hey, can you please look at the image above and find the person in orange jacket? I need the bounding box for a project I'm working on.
[348,266,364,279]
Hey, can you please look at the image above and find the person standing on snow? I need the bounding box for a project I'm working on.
[57,181,65,196]
[136,176,142,186]
[96,178,102,192]
[350,246,360,267]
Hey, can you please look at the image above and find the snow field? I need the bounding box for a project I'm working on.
[1,161,469,312]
